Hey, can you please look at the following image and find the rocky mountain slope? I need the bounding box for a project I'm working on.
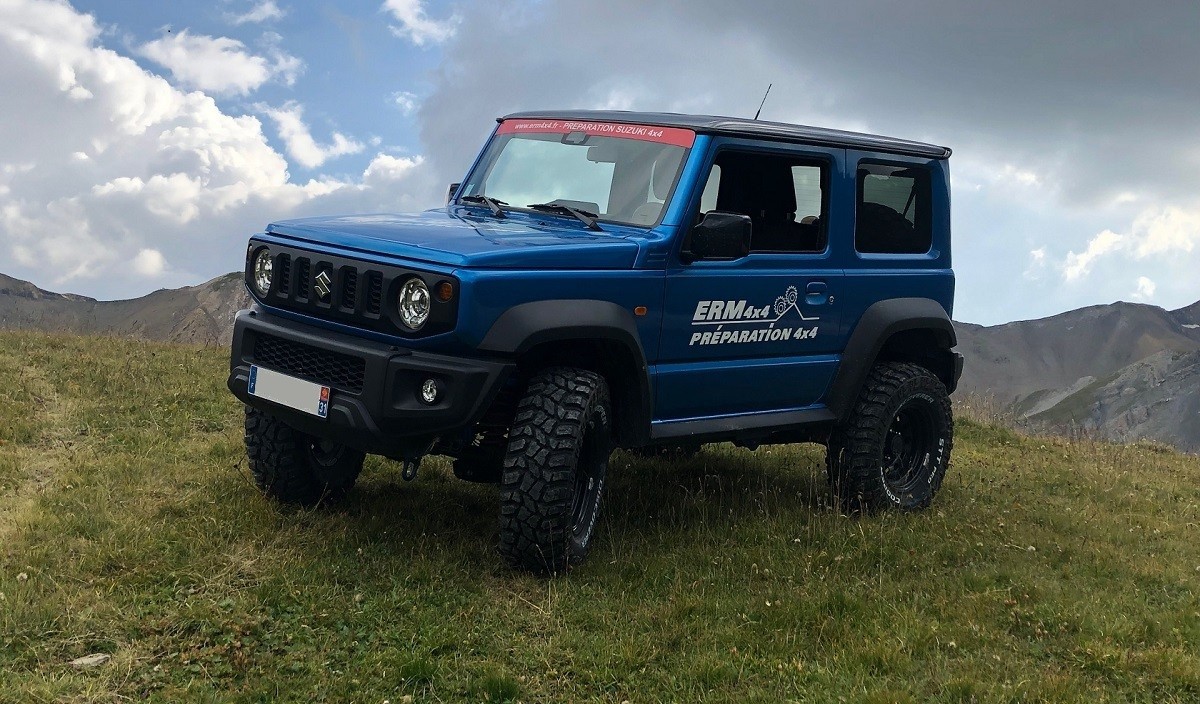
[2,270,1197,450]
[957,301,1200,452]
[0,272,248,346]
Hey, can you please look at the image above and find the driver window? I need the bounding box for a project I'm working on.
[698,152,827,253]
[699,165,721,214]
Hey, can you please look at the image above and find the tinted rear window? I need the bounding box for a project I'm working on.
[855,163,932,254]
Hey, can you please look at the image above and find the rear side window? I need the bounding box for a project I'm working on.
[855,162,932,254]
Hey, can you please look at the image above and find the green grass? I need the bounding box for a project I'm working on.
[2,330,1199,703]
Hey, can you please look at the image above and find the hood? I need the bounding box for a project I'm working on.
[265,208,644,270]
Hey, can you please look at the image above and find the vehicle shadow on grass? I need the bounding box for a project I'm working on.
[305,444,836,568]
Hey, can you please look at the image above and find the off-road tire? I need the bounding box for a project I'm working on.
[244,407,365,506]
[499,368,612,575]
[826,362,953,513]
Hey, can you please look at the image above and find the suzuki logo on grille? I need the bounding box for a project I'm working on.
[313,269,333,301]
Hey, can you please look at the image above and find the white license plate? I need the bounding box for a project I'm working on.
[248,365,330,419]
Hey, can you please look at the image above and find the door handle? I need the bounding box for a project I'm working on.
[805,281,828,305]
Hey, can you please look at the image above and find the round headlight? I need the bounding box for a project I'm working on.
[397,277,430,330]
[252,249,273,296]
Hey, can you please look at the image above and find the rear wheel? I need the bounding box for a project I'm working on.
[244,407,364,506]
[826,362,953,513]
[499,368,612,575]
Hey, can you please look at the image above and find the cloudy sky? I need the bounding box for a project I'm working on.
[1,0,1197,325]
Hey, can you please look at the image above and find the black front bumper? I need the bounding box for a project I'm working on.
[228,307,514,458]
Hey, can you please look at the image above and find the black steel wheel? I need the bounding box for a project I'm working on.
[826,362,953,512]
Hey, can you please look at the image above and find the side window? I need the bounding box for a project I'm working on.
[855,162,932,254]
[698,152,827,253]
[791,166,822,222]
[699,165,721,214]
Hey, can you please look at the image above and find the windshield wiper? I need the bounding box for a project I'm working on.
[459,194,508,218]
[526,203,603,231]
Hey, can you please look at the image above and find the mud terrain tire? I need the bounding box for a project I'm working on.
[244,407,364,506]
[499,368,612,575]
[826,362,953,513]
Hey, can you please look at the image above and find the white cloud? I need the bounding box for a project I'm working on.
[381,0,458,46]
[0,0,438,299]
[1062,229,1124,281]
[138,29,301,96]
[391,90,419,115]
[363,153,424,183]
[1131,276,1156,301]
[131,248,167,277]
[260,102,364,169]
[1000,164,1040,188]
[226,0,285,25]
[1023,247,1047,280]
[1061,206,1200,282]
[1128,206,1200,258]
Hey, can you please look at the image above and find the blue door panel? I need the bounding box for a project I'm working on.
[655,138,849,422]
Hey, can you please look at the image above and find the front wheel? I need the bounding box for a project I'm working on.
[826,362,953,513]
[244,407,364,506]
[499,368,612,575]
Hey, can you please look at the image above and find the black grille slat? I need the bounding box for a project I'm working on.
[340,268,358,311]
[253,335,366,393]
[276,254,291,295]
[366,271,383,315]
[296,258,311,299]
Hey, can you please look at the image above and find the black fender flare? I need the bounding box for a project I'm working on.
[478,299,653,444]
[826,297,958,420]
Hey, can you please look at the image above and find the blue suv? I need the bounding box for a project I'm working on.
[228,111,963,574]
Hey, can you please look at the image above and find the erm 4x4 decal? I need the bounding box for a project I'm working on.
[689,285,820,346]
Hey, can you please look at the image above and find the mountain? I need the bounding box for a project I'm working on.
[1024,349,1200,451]
[0,272,248,346]
[957,301,1200,452]
[2,270,1198,450]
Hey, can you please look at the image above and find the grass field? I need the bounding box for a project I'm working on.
[1,331,1199,703]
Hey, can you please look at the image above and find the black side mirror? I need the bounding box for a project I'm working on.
[447,182,461,204]
[684,211,752,262]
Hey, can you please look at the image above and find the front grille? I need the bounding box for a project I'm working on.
[248,241,457,337]
[253,334,366,394]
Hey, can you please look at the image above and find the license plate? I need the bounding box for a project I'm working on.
[248,365,330,419]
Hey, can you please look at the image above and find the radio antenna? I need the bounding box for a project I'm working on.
[753,83,772,120]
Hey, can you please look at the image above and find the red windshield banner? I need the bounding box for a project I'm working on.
[497,119,696,148]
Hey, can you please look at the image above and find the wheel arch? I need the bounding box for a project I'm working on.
[478,299,652,447]
[826,297,961,420]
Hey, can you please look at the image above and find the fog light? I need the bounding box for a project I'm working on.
[419,378,442,405]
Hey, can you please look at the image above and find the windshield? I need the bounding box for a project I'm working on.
[460,119,695,227]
